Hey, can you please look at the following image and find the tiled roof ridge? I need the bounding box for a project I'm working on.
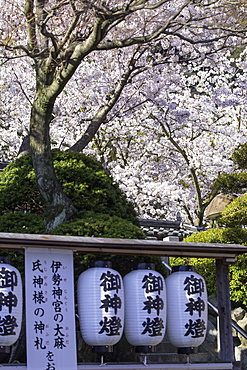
[139,217,201,240]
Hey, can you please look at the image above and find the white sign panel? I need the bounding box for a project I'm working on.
[25,248,77,370]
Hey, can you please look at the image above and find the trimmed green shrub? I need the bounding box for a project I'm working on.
[0,212,45,276]
[218,194,247,228]
[49,211,169,277]
[231,142,247,169]
[172,229,247,308]
[0,210,145,239]
[213,172,247,194]
[212,143,247,194]
[50,211,144,239]
[0,211,45,234]
[0,150,138,224]
[183,227,247,245]
[0,155,41,213]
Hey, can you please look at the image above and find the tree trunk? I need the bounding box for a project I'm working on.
[30,90,76,231]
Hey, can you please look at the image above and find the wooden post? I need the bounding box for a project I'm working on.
[216,258,234,363]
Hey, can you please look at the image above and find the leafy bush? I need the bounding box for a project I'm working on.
[0,151,170,278]
[203,143,247,307]
[172,229,247,308]
[50,211,144,239]
[0,209,149,278]
[0,211,45,234]
[0,155,41,213]
[231,142,247,169]
[212,143,247,194]
[184,227,247,245]
[213,172,247,194]
[218,194,247,228]
[0,210,145,239]
[0,150,138,224]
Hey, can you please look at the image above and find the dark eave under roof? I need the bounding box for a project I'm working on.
[0,232,246,259]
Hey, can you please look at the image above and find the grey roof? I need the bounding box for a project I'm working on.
[139,218,201,240]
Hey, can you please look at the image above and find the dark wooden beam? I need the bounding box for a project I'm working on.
[216,259,234,363]
[0,232,246,259]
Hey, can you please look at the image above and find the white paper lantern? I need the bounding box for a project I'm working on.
[166,265,208,354]
[124,263,166,353]
[77,261,124,353]
[0,257,23,348]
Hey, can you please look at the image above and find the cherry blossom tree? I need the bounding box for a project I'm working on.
[1,0,246,229]
[88,48,247,225]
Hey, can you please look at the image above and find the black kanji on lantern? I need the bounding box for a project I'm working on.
[98,316,122,336]
[141,317,164,336]
[100,294,122,315]
[184,318,206,338]
[0,291,18,314]
[142,273,163,294]
[0,315,18,335]
[143,295,164,316]
[183,275,204,297]
[185,297,205,317]
[100,271,121,293]
[0,267,18,291]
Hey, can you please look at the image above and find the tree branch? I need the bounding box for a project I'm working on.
[68,50,141,152]
[24,0,39,53]
[150,112,207,226]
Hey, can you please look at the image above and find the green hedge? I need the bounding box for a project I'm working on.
[0,211,44,233]
[218,194,247,228]
[213,172,247,194]
[0,150,138,224]
[50,211,144,239]
[231,142,247,169]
